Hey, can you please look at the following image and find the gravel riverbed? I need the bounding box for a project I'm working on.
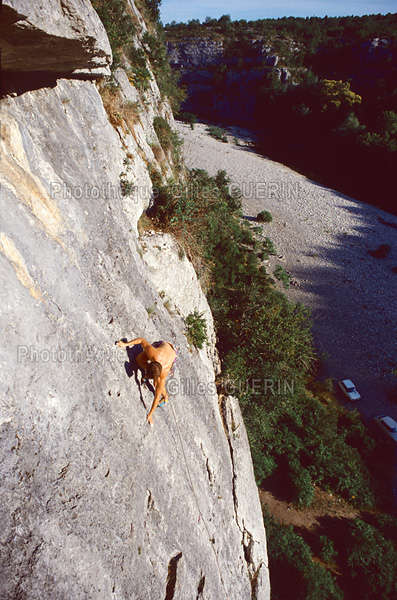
[175,120,397,425]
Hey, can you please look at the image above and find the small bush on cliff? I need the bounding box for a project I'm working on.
[142,30,187,112]
[142,0,162,21]
[153,116,173,151]
[126,46,152,89]
[99,77,138,134]
[153,116,183,172]
[186,311,208,349]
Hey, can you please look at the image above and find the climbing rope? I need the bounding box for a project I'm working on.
[169,399,231,600]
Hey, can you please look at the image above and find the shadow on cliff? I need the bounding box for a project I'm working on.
[0,70,102,99]
[122,342,151,411]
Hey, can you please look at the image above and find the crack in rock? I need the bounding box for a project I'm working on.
[196,573,206,599]
[164,551,182,600]
[220,395,268,599]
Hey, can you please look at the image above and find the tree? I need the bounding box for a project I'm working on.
[379,111,397,136]
[145,0,162,21]
[218,14,232,34]
[345,519,397,599]
[318,79,362,114]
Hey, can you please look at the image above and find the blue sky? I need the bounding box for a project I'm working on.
[160,1,396,24]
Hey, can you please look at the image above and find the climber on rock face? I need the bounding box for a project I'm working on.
[116,338,178,426]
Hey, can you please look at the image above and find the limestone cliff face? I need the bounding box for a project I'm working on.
[0,1,270,599]
[166,34,394,125]
[165,37,288,123]
[166,38,225,69]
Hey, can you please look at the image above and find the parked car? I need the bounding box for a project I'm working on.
[374,415,397,443]
[338,379,361,401]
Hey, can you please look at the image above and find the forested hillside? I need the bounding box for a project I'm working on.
[165,13,397,213]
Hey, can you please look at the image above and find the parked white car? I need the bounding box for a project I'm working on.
[374,415,397,443]
[338,379,361,401]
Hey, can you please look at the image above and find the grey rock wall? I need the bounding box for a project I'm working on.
[141,231,220,376]
[166,38,224,69]
[0,0,112,75]
[165,38,288,123]
[359,37,395,64]
[0,2,270,598]
[222,396,270,600]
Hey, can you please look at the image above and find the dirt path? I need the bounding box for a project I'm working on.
[176,120,397,426]
[260,488,360,531]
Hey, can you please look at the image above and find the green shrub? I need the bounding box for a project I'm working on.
[120,178,135,197]
[344,519,397,599]
[179,112,197,129]
[207,125,228,143]
[263,508,397,600]
[142,30,187,112]
[262,237,277,256]
[142,0,162,21]
[186,311,208,349]
[257,209,273,223]
[153,116,183,172]
[92,0,136,69]
[153,116,173,151]
[126,45,152,90]
[318,536,337,563]
[274,265,291,288]
[263,510,343,600]
[290,467,314,506]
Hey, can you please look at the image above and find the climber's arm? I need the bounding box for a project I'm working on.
[147,375,167,425]
[117,337,150,349]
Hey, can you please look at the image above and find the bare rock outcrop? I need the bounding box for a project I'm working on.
[166,38,224,69]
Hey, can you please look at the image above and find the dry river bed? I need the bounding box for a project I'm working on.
[175,120,397,428]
